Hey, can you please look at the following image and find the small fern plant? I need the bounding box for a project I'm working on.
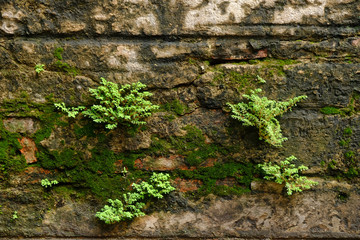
[227,88,307,147]
[41,179,59,188]
[95,173,175,224]
[55,78,159,129]
[258,155,318,195]
[34,64,45,74]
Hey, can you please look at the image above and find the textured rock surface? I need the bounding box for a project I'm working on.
[0,0,359,239]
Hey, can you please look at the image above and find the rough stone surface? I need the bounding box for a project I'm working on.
[18,137,37,164]
[1,190,360,239]
[0,0,359,239]
[3,118,39,135]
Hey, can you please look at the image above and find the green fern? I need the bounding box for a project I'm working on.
[258,155,318,195]
[41,178,59,188]
[34,64,45,74]
[227,88,307,147]
[55,78,159,129]
[95,173,175,224]
[54,102,85,118]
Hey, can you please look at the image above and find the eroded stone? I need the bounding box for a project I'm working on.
[3,118,40,135]
[18,137,37,164]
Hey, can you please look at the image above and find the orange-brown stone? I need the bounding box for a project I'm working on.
[174,178,202,192]
[18,137,37,163]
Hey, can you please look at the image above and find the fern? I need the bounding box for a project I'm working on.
[258,155,318,195]
[227,88,307,147]
[54,102,85,118]
[41,178,59,188]
[55,78,159,129]
[95,173,175,224]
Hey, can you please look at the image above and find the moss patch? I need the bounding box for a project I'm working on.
[328,127,359,179]
[39,146,133,199]
[0,96,64,178]
[0,123,26,178]
[169,126,220,166]
[160,99,188,116]
[213,69,257,93]
[212,58,297,93]
[321,93,360,116]
[176,162,257,197]
[52,47,79,76]
[320,106,342,115]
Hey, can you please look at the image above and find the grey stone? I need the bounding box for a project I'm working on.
[3,118,40,135]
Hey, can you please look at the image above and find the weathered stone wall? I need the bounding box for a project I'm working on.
[0,0,359,239]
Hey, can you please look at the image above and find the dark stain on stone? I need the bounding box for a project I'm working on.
[218,1,230,15]
[149,0,186,36]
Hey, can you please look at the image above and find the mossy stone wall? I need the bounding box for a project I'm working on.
[0,0,359,239]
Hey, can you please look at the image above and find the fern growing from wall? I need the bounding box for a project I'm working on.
[258,155,318,195]
[227,88,307,147]
[55,78,159,129]
[95,173,175,224]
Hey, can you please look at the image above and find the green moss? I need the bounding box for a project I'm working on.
[320,106,341,115]
[148,126,229,167]
[39,143,138,199]
[171,125,204,150]
[0,97,73,178]
[211,59,298,93]
[54,47,64,60]
[323,93,360,117]
[52,47,79,76]
[150,136,172,156]
[343,127,352,136]
[53,186,86,199]
[328,160,337,170]
[34,124,53,144]
[55,60,79,76]
[34,110,62,144]
[162,114,176,122]
[170,126,219,166]
[0,95,149,199]
[246,58,299,77]
[211,185,250,196]
[74,123,97,139]
[119,152,145,171]
[88,149,116,174]
[38,148,81,169]
[344,167,359,178]
[248,59,259,64]
[84,174,128,199]
[344,151,355,159]
[0,96,63,145]
[63,167,129,199]
[184,145,218,166]
[213,70,256,93]
[331,127,358,179]
[19,91,29,99]
[161,99,188,115]
[0,120,27,178]
[339,139,349,147]
[266,59,299,66]
[188,58,196,65]
[1,98,31,114]
[203,60,210,66]
[228,72,253,90]
[176,162,257,197]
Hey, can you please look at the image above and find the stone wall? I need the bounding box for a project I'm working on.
[0,0,359,239]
